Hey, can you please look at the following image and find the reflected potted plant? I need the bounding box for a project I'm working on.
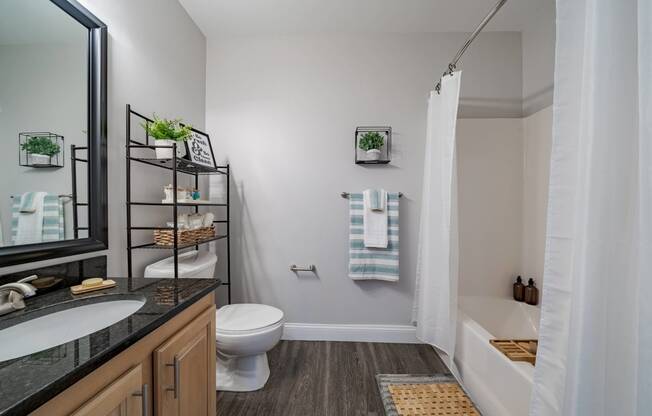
[21,135,61,166]
[358,131,385,161]
[142,115,193,159]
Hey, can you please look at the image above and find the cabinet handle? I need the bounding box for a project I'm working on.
[166,356,179,399]
[132,383,149,416]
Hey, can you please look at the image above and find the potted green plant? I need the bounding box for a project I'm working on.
[21,135,61,166]
[358,131,385,161]
[142,115,193,159]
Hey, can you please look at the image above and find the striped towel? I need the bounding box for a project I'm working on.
[11,194,64,243]
[349,192,399,281]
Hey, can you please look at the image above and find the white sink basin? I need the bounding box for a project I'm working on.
[0,298,145,362]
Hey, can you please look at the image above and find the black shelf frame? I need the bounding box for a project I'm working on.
[70,144,89,239]
[125,104,231,303]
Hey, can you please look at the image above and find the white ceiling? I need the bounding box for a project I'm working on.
[179,0,552,38]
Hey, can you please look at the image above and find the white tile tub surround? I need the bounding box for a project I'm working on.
[455,295,540,416]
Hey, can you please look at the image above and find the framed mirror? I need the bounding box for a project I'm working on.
[0,0,107,266]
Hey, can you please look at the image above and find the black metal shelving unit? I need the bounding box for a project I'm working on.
[125,104,231,303]
[70,144,89,239]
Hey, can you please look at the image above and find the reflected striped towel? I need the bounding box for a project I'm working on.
[348,192,399,281]
[11,194,64,243]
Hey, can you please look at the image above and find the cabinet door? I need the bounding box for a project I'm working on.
[154,306,216,416]
[72,364,147,416]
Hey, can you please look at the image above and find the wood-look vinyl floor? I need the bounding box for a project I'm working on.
[216,340,448,416]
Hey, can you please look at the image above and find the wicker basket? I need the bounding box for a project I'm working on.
[153,226,215,247]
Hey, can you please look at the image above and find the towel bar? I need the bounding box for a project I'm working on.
[290,264,316,272]
[341,192,403,198]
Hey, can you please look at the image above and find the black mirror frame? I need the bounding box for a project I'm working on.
[0,0,108,267]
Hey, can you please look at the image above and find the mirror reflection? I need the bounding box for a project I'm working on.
[0,0,89,246]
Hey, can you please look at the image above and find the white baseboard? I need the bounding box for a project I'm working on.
[282,322,421,344]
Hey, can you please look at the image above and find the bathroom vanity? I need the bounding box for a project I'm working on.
[0,278,220,416]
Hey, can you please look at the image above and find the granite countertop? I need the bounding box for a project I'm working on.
[0,277,221,416]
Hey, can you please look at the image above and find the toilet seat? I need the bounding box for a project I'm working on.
[216,304,284,335]
[216,320,283,337]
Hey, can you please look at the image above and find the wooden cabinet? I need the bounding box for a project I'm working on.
[154,307,216,416]
[31,295,216,416]
[71,364,146,416]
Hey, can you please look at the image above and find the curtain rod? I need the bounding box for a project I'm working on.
[434,0,508,94]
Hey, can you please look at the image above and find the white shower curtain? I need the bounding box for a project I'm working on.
[413,72,461,367]
[530,0,651,415]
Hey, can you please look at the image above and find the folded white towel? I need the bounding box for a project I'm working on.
[363,189,388,248]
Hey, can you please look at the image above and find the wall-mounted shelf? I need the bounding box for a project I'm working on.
[19,132,65,168]
[355,126,392,165]
[125,104,231,303]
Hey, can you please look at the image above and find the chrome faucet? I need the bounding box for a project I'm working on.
[0,275,37,316]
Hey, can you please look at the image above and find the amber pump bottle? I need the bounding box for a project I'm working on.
[524,278,539,306]
[513,276,525,302]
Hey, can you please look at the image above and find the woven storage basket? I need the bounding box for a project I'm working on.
[153,226,215,247]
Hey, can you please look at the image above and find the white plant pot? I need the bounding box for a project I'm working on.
[29,154,51,166]
[155,139,175,159]
[366,149,382,161]
[155,139,187,159]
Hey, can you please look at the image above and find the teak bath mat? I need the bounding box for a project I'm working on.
[489,339,537,365]
[377,374,480,416]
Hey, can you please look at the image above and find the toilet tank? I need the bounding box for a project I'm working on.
[144,250,218,278]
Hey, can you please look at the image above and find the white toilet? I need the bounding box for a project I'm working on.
[143,252,284,392]
[216,303,284,392]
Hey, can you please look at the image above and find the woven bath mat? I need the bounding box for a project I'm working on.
[377,374,480,416]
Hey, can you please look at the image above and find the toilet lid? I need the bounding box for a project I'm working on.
[216,304,284,332]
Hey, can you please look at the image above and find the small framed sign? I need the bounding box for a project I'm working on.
[184,131,216,168]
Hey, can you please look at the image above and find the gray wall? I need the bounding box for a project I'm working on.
[457,118,524,298]
[0,0,207,276]
[0,42,87,244]
[521,0,556,115]
[205,32,523,324]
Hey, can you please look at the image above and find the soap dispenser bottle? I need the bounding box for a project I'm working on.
[524,278,539,305]
[513,276,525,302]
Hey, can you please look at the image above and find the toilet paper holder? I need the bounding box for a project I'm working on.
[290,264,316,272]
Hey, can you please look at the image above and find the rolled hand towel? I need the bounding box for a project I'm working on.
[19,192,37,213]
[369,189,386,212]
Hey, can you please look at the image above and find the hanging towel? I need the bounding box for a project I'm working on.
[363,189,388,248]
[349,192,399,282]
[42,194,65,241]
[11,193,64,244]
[13,192,47,244]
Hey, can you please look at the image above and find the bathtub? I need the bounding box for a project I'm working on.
[454,296,541,416]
